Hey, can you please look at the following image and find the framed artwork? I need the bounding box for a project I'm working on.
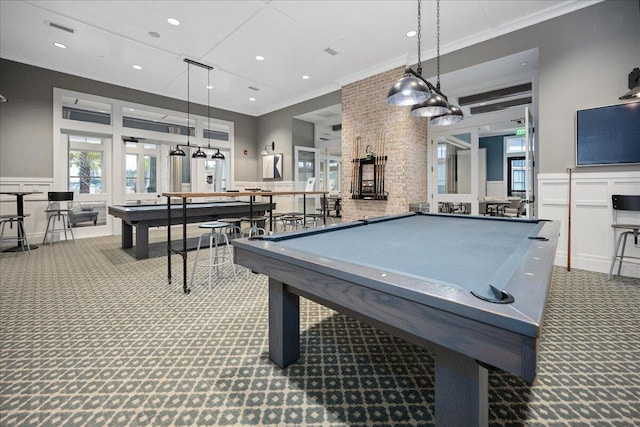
[262,154,283,180]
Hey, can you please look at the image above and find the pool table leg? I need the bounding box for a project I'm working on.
[434,347,488,426]
[269,278,300,368]
[121,222,133,249]
[135,221,149,260]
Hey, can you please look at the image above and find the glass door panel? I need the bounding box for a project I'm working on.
[430,128,479,215]
[525,107,535,218]
[294,146,320,213]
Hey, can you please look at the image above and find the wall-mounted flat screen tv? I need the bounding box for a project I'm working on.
[576,101,640,166]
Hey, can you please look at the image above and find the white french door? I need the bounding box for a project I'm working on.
[428,127,481,215]
[294,146,320,213]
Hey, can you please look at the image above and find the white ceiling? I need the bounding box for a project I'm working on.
[1,0,600,117]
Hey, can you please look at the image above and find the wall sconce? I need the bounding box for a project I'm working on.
[261,141,275,155]
[619,67,640,100]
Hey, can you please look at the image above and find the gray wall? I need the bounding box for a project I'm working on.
[0,59,259,181]
[256,91,341,181]
[417,0,639,175]
[479,134,513,181]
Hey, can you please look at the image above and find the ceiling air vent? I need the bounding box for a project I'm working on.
[324,47,339,56]
[332,124,342,132]
[248,86,260,91]
[470,97,532,115]
[49,21,75,34]
[459,83,531,106]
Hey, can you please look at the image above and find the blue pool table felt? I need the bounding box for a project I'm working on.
[266,214,545,301]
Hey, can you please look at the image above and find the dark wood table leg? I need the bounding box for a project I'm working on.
[134,221,149,259]
[434,347,488,426]
[122,222,133,249]
[269,278,300,368]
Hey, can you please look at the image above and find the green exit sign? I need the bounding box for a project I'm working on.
[516,128,526,136]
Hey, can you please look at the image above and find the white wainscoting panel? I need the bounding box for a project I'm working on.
[538,171,640,278]
[0,177,53,243]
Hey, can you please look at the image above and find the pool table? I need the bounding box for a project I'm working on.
[232,212,559,426]
[108,201,271,259]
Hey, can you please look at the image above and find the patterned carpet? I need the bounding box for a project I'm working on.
[1,232,639,426]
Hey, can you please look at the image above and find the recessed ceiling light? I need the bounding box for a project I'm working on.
[302,75,310,80]
[406,30,417,38]
[129,108,135,111]
[255,55,265,61]
[206,85,213,90]
[133,65,142,70]
[249,97,256,102]
[53,42,67,49]
[521,62,528,67]
[167,18,180,26]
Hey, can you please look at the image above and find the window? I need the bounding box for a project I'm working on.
[505,136,525,153]
[68,135,104,194]
[125,142,158,193]
[508,157,526,197]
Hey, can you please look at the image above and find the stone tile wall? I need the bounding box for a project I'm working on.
[341,66,429,222]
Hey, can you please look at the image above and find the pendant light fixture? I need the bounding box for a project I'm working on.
[169,145,186,156]
[387,0,430,106]
[199,64,213,159]
[186,60,205,159]
[388,0,463,126]
[212,148,225,160]
[411,0,449,118]
[170,58,214,157]
[430,104,464,126]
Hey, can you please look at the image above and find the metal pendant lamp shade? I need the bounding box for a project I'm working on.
[387,72,430,106]
[411,93,449,117]
[192,148,207,158]
[430,104,464,126]
[169,146,186,156]
[212,149,225,160]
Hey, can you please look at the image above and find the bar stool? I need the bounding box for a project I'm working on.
[267,212,285,234]
[608,195,640,280]
[241,216,267,238]
[0,214,31,254]
[306,213,334,228]
[217,218,242,239]
[42,192,75,245]
[190,221,237,291]
[279,214,304,231]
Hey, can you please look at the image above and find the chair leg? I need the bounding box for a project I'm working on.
[617,233,629,277]
[66,214,75,242]
[190,235,205,288]
[0,220,6,248]
[43,215,54,244]
[609,231,630,280]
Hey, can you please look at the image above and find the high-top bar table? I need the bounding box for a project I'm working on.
[161,191,328,294]
[0,191,42,252]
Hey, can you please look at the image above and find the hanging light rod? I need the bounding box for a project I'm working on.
[171,58,216,157]
[183,58,213,70]
[173,143,224,155]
